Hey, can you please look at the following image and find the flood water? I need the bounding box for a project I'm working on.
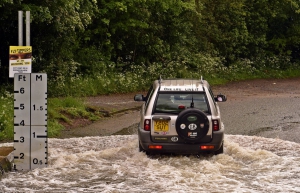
[0,134,299,193]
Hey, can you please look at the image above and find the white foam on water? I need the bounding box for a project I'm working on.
[0,135,299,193]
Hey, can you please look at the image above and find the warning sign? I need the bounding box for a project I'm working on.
[9,46,32,78]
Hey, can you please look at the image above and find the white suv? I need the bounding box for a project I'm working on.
[134,78,226,155]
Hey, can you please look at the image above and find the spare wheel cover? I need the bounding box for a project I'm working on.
[175,109,209,142]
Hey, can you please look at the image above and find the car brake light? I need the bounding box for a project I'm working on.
[200,145,214,150]
[149,145,163,149]
[178,105,185,109]
[212,120,219,131]
[144,119,151,131]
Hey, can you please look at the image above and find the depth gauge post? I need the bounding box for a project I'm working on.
[13,73,48,170]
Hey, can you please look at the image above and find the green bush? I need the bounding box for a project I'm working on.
[0,91,14,141]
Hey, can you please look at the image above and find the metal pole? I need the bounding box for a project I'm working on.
[26,11,30,46]
[18,11,23,46]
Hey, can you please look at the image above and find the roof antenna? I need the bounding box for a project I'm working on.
[200,76,203,84]
[159,75,162,85]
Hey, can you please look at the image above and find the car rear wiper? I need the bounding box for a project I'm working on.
[190,95,194,108]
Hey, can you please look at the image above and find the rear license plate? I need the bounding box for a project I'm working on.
[154,120,169,132]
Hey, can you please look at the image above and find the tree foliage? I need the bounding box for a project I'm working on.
[0,0,300,86]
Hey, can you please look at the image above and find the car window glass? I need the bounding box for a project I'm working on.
[144,85,153,101]
[145,87,154,110]
[154,92,209,114]
[208,87,217,112]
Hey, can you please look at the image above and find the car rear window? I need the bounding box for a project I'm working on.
[154,92,209,114]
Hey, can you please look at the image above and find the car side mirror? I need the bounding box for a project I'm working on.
[214,94,227,102]
[134,94,146,101]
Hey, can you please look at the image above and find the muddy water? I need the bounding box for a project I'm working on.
[0,135,299,193]
[218,96,300,143]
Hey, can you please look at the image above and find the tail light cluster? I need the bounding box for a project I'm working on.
[200,145,214,150]
[144,119,151,131]
[212,119,219,131]
[149,145,163,149]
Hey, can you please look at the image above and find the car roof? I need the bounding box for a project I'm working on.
[153,78,210,92]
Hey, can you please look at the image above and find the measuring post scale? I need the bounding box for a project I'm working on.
[14,73,48,170]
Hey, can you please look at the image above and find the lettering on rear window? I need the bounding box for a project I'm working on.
[162,87,200,91]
